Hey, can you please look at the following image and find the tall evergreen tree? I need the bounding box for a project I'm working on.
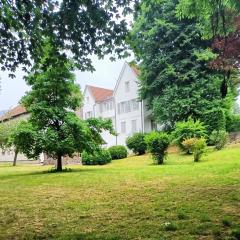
[130,0,233,129]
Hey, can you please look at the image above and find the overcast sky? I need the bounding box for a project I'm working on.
[0,55,130,111]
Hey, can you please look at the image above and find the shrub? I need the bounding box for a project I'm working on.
[126,133,147,155]
[108,145,128,160]
[193,138,207,162]
[172,118,207,153]
[181,138,197,154]
[209,130,228,150]
[145,131,170,164]
[202,108,226,134]
[226,114,240,132]
[82,149,111,165]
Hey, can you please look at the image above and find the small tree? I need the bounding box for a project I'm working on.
[0,121,22,166]
[16,41,114,171]
[193,138,207,162]
[145,132,170,165]
[126,133,147,155]
[209,130,228,150]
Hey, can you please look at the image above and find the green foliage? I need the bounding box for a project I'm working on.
[130,0,224,129]
[209,130,228,150]
[15,42,114,171]
[202,108,226,134]
[126,133,147,155]
[108,145,128,160]
[82,149,112,165]
[0,0,136,74]
[172,118,207,153]
[176,0,240,39]
[0,123,11,150]
[226,114,240,132]
[8,121,39,159]
[193,138,207,162]
[145,132,170,165]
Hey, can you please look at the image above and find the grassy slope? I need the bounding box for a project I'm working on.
[0,146,240,240]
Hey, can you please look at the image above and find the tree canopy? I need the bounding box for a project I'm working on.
[130,0,234,129]
[16,42,114,171]
[0,0,137,75]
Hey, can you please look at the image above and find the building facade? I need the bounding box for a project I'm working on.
[82,62,156,147]
[0,62,157,162]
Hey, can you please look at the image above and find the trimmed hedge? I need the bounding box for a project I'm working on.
[82,149,112,165]
[108,145,128,160]
[126,133,147,155]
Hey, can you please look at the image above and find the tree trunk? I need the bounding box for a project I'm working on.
[13,149,18,166]
[56,153,62,172]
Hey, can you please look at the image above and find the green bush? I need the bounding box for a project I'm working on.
[202,108,226,134]
[209,130,228,150]
[126,133,147,155]
[145,131,170,165]
[193,138,207,162]
[172,118,207,153]
[108,145,128,160]
[82,149,112,165]
[226,114,240,132]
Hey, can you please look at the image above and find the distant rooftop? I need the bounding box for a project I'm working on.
[0,105,27,122]
[87,85,113,102]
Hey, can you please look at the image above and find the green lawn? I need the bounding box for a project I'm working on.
[0,146,240,240]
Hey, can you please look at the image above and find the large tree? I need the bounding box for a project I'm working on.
[130,0,233,129]
[17,41,114,171]
[176,0,240,97]
[0,0,137,75]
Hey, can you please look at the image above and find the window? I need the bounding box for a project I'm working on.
[86,96,89,103]
[132,120,137,133]
[132,99,139,111]
[121,122,126,133]
[151,120,157,131]
[100,100,113,113]
[117,98,140,114]
[85,111,92,119]
[125,81,130,92]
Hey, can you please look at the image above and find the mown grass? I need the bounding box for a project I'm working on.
[0,145,240,240]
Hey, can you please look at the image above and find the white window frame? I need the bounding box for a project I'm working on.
[131,119,137,133]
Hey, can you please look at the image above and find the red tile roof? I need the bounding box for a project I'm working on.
[88,85,113,102]
[0,105,27,121]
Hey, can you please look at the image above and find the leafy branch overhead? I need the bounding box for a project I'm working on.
[0,0,138,74]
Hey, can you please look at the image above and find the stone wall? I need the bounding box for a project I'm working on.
[43,153,81,166]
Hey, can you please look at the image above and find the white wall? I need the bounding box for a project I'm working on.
[95,99,116,148]
[114,63,144,146]
[82,88,95,119]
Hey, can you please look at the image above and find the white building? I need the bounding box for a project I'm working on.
[0,62,157,162]
[82,62,156,147]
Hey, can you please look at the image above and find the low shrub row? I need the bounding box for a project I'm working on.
[108,145,128,160]
[82,149,112,165]
[82,116,231,166]
[82,145,128,165]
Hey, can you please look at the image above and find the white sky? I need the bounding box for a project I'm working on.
[0,55,130,111]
